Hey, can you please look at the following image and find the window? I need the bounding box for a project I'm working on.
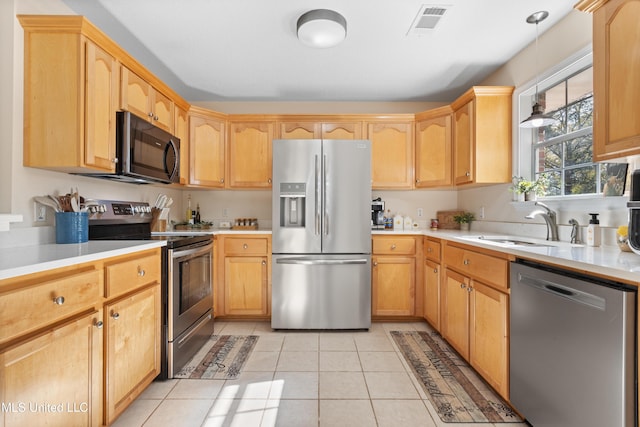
[526,64,627,198]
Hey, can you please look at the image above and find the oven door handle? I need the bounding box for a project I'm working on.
[171,243,213,261]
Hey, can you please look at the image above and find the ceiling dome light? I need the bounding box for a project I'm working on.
[297,9,347,48]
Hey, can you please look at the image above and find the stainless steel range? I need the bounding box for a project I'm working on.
[88,199,214,379]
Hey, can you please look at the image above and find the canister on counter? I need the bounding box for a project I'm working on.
[430,218,439,230]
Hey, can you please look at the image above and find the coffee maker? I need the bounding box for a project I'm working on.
[628,170,640,254]
[372,198,385,229]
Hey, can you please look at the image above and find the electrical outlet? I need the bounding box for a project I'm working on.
[34,202,47,222]
[417,208,424,218]
[479,206,485,220]
[222,208,229,218]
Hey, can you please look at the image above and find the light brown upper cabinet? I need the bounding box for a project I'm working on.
[366,118,415,189]
[227,120,275,188]
[576,0,640,161]
[20,16,119,174]
[189,107,226,188]
[278,119,363,140]
[174,106,190,185]
[121,66,174,133]
[451,87,514,186]
[415,106,453,188]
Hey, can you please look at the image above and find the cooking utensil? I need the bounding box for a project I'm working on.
[47,195,62,211]
[34,196,61,212]
[70,196,79,212]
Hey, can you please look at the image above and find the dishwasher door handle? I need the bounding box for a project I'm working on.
[276,258,368,265]
[518,272,606,310]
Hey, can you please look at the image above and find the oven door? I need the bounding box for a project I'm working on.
[168,241,213,341]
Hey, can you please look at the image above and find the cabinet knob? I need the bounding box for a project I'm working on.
[262,260,266,266]
[416,179,420,183]
[460,283,466,289]
[465,171,471,177]
[268,178,272,184]
[433,268,438,273]
[111,312,120,320]
[138,267,146,277]
[463,259,470,265]
[94,320,103,329]
[148,112,153,117]
[153,115,159,121]
[467,286,473,293]
[427,248,432,253]
[53,296,65,305]
[390,244,397,250]
[112,157,119,164]
[243,243,248,249]
[220,178,225,183]
[373,261,378,266]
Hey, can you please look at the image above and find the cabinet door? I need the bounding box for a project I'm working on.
[279,122,319,139]
[453,100,474,185]
[592,0,640,160]
[151,89,174,133]
[0,311,103,427]
[175,106,190,185]
[121,67,151,121]
[189,114,226,187]
[105,285,160,424]
[469,281,509,399]
[367,122,414,189]
[227,122,274,188]
[441,268,470,359]
[372,256,415,316]
[322,122,363,139]
[224,256,268,315]
[424,259,440,331]
[85,40,117,172]
[415,114,452,187]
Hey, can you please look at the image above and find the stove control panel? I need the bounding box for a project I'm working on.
[87,200,152,223]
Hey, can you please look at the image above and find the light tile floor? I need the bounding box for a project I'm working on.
[112,321,528,427]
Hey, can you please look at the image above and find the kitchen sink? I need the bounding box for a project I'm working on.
[461,235,556,248]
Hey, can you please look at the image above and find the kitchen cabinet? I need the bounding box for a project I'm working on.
[423,237,442,330]
[415,107,453,188]
[366,119,415,189]
[576,0,640,160]
[441,242,512,399]
[451,86,514,186]
[121,66,174,133]
[103,249,161,424]
[20,16,119,174]
[372,236,420,317]
[174,106,190,185]
[227,120,275,188]
[278,120,363,140]
[218,235,271,318]
[189,107,227,188]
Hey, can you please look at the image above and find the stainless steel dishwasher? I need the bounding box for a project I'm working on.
[510,261,636,427]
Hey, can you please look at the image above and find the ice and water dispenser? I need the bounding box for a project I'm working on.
[279,183,306,228]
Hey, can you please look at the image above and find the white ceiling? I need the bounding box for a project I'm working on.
[62,0,575,103]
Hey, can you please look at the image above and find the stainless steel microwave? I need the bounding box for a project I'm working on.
[116,111,180,184]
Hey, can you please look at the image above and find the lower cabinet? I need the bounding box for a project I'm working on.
[104,285,160,424]
[217,235,271,318]
[371,235,420,317]
[441,242,511,399]
[423,237,442,330]
[0,310,103,427]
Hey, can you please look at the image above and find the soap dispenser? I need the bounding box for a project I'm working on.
[586,213,601,247]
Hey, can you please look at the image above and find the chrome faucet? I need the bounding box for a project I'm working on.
[525,201,559,241]
[569,218,580,244]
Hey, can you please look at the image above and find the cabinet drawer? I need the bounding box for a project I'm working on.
[224,237,268,255]
[0,269,100,343]
[445,244,508,290]
[424,238,441,262]
[373,236,416,255]
[105,252,161,297]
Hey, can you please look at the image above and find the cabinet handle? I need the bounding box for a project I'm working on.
[138,266,146,277]
[427,248,432,253]
[416,179,420,183]
[243,243,248,249]
[111,312,120,320]
[53,296,65,305]
[148,112,154,118]
[220,178,225,183]
[467,286,473,293]
[465,171,471,177]
[262,260,266,266]
[463,259,470,265]
[268,178,272,184]
[112,157,119,164]
[460,283,466,289]
[391,244,397,250]
[434,268,438,273]
[153,115,159,121]
[373,261,378,266]
[94,320,103,329]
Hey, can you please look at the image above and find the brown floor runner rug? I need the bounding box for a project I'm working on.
[175,335,258,380]
[391,330,521,423]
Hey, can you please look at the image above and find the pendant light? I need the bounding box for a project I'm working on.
[297,9,347,48]
[520,11,558,129]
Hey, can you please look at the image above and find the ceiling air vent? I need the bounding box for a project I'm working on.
[407,5,450,36]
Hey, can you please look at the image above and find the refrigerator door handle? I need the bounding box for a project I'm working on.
[322,153,328,236]
[315,154,320,235]
[276,258,368,265]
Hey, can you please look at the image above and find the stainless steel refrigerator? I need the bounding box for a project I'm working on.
[271,139,371,329]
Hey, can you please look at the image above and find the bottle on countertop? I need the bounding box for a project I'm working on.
[186,194,193,224]
[586,213,601,247]
[195,203,201,224]
[403,215,413,230]
[385,210,393,229]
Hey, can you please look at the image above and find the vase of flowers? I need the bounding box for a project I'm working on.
[453,212,475,231]
[510,175,548,201]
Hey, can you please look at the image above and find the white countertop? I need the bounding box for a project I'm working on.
[0,240,166,280]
